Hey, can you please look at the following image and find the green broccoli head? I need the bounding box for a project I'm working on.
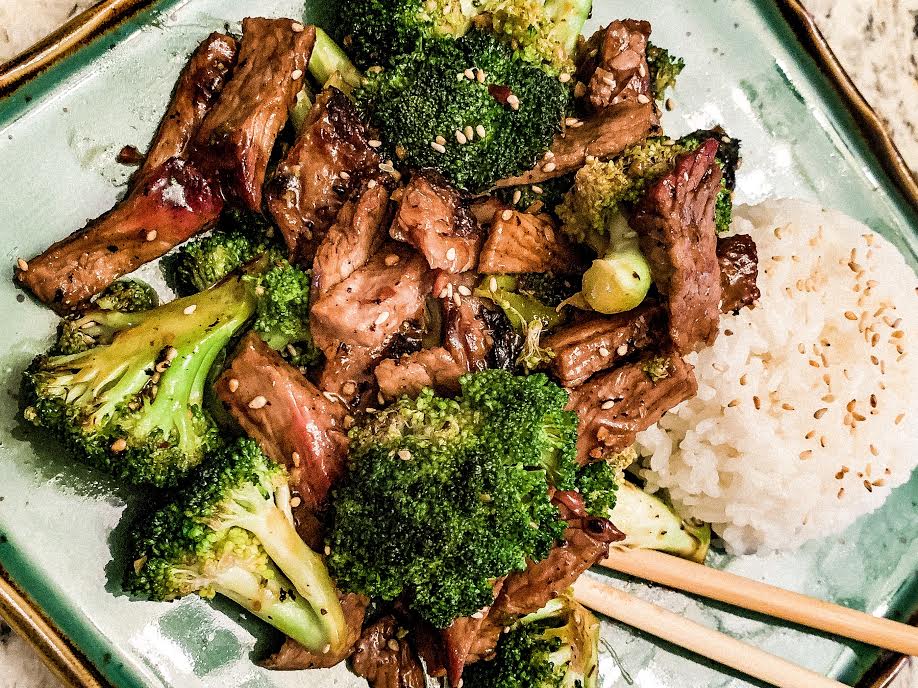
[463,591,601,688]
[22,275,256,487]
[328,371,578,628]
[127,438,347,653]
[336,0,592,72]
[356,29,572,192]
[94,279,159,313]
[163,210,281,297]
[647,43,685,101]
[574,460,620,519]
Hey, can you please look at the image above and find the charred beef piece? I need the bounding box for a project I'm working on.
[16,157,222,312]
[375,273,491,400]
[544,304,666,387]
[312,182,391,298]
[390,171,483,273]
[267,88,382,264]
[717,234,760,314]
[568,353,697,463]
[263,593,369,670]
[630,140,723,353]
[495,103,658,187]
[311,244,433,358]
[215,334,349,517]
[141,33,238,176]
[575,20,653,113]
[478,209,584,275]
[193,19,316,210]
[350,616,427,688]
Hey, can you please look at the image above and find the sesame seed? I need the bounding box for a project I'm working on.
[532,185,544,194]
[110,438,127,452]
[446,247,458,261]
[431,142,447,154]
[601,400,616,410]
[248,396,267,409]
[782,403,795,411]
[435,135,447,145]
[384,254,400,266]
[291,69,303,80]
[324,546,331,556]
[870,444,879,456]
[837,488,845,499]
[727,399,739,408]
[814,407,828,419]
[844,311,857,320]
[457,285,472,296]
[637,94,651,104]
[501,209,514,221]
[453,292,461,306]
[183,304,197,315]
[165,347,178,362]
[455,130,468,144]
[291,21,304,32]
[543,162,557,173]
[489,277,498,292]
[339,171,350,180]
[16,258,28,271]
[464,125,475,140]
[342,382,357,396]
[476,125,487,138]
[368,139,382,148]
[896,413,905,425]
[476,69,486,83]
[805,430,816,440]
[457,72,465,81]
[863,480,873,493]
[559,72,571,83]
[565,117,580,126]
[464,69,475,80]
[145,230,158,242]
[598,347,611,357]
[375,311,390,326]
[387,639,400,652]
[616,344,628,356]
[512,190,522,204]
[397,449,412,460]
[799,450,812,460]
[228,378,240,393]
[507,94,520,110]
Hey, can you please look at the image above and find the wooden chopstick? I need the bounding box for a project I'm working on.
[600,548,918,656]
[573,576,848,688]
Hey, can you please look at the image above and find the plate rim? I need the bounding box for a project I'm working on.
[0,1,914,687]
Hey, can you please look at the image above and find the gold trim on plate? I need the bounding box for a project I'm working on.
[0,2,913,687]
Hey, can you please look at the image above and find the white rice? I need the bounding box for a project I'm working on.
[636,200,918,554]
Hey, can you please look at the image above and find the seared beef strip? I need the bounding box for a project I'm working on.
[267,88,382,264]
[141,33,238,176]
[495,102,658,187]
[575,20,653,113]
[193,19,316,210]
[391,171,483,273]
[215,333,349,516]
[351,616,427,688]
[312,182,391,298]
[717,233,760,314]
[568,353,697,463]
[16,157,222,312]
[544,304,666,387]
[376,348,464,399]
[478,209,584,275]
[630,139,723,352]
[310,245,433,358]
[263,593,368,670]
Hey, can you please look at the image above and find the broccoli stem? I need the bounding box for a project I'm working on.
[212,563,327,651]
[544,0,594,57]
[582,243,652,315]
[309,28,363,93]
[226,487,347,653]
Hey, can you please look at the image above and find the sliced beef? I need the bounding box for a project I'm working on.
[544,304,666,387]
[575,20,653,113]
[630,140,723,352]
[495,102,658,187]
[717,234,760,314]
[16,158,222,312]
[267,88,382,264]
[376,347,464,399]
[350,616,427,688]
[478,209,583,274]
[215,333,348,515]
[318,344,379,409]
[391,171,483,273]
[568,353,697,463]
[193,19,316,210]
[263,593,368,670]
[312,182,391,298]
[310,245,433,358]
[141,33,238,176]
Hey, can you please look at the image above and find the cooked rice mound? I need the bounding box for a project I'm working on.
[636,200,918,554]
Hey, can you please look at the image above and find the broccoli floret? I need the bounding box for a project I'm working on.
[328,371,579,628]
[678,128,741,233]
[515,273,581,308]
[464,591,601,688]
[94,279,159,313]
[574,460,619,519]
[163,210,280,297]
[356,30,572,192]
[336,0,592,72]
[647,43,685,100]
[475,275,566,331]
[126,438,347,653]
[22,274,257,487]
[247,260,322,367]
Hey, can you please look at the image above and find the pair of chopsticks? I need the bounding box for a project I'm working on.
[573,547,918,688]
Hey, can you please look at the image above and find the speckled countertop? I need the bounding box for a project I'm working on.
[0,1,915,687]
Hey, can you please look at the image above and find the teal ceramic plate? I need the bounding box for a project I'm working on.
[0,1,916,687]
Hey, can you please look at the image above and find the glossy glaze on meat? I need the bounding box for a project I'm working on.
[193,19,316,210]
[575,20,653,112]
[351,617,427,688]
[631,139,723,352]
[717,233,761,313]
[267,88,382,264]
[478,209,584,275]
